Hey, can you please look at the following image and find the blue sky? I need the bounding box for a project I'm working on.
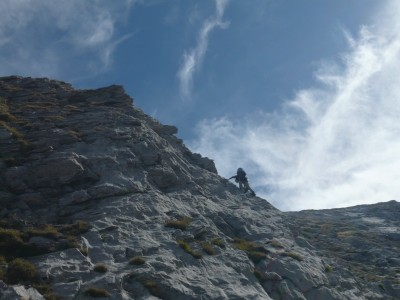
[1,0,399,211]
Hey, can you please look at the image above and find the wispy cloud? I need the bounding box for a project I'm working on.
[178,0,229,100]
[0,0,134,79]
[189,1,400,211]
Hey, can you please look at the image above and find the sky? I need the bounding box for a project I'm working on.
[1,0,399,211]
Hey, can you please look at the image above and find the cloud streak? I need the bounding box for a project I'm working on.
[178,0,229,100]
[0,0,134,79]
[189,1,400,211]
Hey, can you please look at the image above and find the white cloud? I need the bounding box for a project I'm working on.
[0,0,134,79]
[189,1,400,211]
[178,0,230,100]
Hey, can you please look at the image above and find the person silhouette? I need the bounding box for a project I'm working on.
[228,168,256,196]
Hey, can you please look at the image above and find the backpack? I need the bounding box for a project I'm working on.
[237,168,246,180]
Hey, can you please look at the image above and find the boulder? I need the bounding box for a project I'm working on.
[30,156,85,188]
[132,141,161,166]
[148,167,179,189]
[0,281,45,300]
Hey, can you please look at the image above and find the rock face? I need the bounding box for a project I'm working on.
[287,200,400,299]
[0,76,398,299]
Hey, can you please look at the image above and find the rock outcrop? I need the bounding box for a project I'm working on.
[0,76,398,299]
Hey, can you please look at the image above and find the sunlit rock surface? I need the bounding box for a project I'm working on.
[0,76,398,299]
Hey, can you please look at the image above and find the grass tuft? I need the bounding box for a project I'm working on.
[165,217,192,230]
[143,279,162,298]
[7,258,38,284]
[177,239,202,259]
[93,263,108,273]
[211,238,225,248]
[232,238,268,263]
[84,287,111,298]
[0,98,16,122]
[201,242,217,255]
[282,251,303,261]
[325,264,333,273]
[0,227,28,256]
[26,225,60,239]
[0,121,30,150]
[129,256,146,265]
[33,284,61,300]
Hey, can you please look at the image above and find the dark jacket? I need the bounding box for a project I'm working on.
[229,169,247,183]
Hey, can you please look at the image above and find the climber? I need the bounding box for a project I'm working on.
[228,168,256,196]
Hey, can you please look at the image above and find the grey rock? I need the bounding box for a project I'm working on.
[148,166,179,189]
[5,166,28,191]
[0,76,397,300]
[30,156,85,187]
[0,281,45,300]
[88,183,129,199]
[152,124,178,135]
[295,236,315,250]
[264,272,283,281]
[52,281,82,299]
[266,257,327,292]
[305,286,341,300]
[18,192,44,208]
[32,248,91,282]
[0,191,15,206]
[277,280,307,300]
[59,190,90,206]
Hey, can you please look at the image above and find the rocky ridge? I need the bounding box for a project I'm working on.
[0,76,398,299]
[287,200,400,298]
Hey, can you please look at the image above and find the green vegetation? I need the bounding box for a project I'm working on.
[143,279,162,298]
[211,238,225,248]
[337,231,355,239]
[0,256,60,298]
[20,102,55,111]
[165,217,192,230]
[78,246,89,257]
[7,258,38,284]
[232,238,268,263]
[59,220,90,235]
[68,130,82,139]
[0,121,31,150]
[0,220,90,258]
[201,242,217,255]
[247,251,268,263]
[282,251,303,261]
[325,264,333,273]
[268,239,284,248]
[0,97,32,151]
[0,227,28,257]
[93,263,108,273]
[177,239,202,259]
[0,98,16,121]
[0,121,24,139]
[319,223,333,233]
[33,284,62,300]
[129,256,146,265]
[84,287,111,298]
[27,224,60,239]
